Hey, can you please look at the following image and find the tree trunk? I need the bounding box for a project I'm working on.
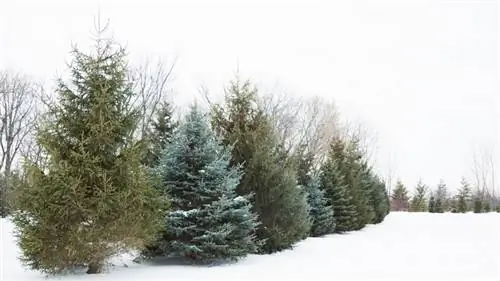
[87,261,103,274]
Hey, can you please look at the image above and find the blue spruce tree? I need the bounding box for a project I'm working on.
[143,104,259,263]
[304,173,336,237]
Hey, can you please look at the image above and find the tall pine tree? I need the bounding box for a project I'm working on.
[143,104,258,262]
[342,139,372,230]
[320,138,358,232]
[211,78,311,253]
[12,33,164,274]
[456,178,471,213]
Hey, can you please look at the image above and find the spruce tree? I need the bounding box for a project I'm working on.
[342,139,372,230]
[320,139,358,232]
[370,176,390,223]
[295,144,314,187]
[473,197,483,213]
[410,180,428,212]
[435,180,448,212]
[295,146,335,236]
[211,78,311,253]
[143,104,258,262]
[428,195,436,213]
[391,180,410,211]
[456,178,471,213]
[483,201,491,212]
[12,34,163,274]
[143,100,178,167]
[304,173,335,237]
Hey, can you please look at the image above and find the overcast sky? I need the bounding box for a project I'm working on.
[1,0,498,192]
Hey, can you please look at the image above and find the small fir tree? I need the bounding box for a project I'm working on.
[391,181,410,211]
[473,197,483,213]
[143,100,178,166]
[410,180,428,212]
[143,104,258,263]
[435,180,448,212]
[483,201,491,212]
[370,176,390,223]
[428,195,436,213]
[456,178,472,213]
[304,173,336,237]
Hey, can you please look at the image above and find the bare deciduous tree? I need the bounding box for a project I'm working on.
[1,70,42,216]
[341,120,379,166]
[259,92,341,165]
[128,58,176,139]
[471,144,498,208]
[0,70,41,175]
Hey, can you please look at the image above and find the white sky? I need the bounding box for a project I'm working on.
[1,0,498,192]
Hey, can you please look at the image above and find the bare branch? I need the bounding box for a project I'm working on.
[0,69,42,175]
[128,57,177,139]
[259,91,341,165]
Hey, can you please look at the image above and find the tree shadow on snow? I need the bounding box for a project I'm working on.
[132,255,239,268]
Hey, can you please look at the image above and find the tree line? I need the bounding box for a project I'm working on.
[390,178,500,213]
[0,26,390,275]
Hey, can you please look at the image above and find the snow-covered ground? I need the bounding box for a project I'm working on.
[1,212,499,280]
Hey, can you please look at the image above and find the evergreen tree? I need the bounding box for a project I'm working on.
[143,104,258,262]
[456,178,471,213]
[410,180,428,212]
[294,145,335,236]
[435,180,448,212]
[370,176,390,223]
[211,78,311,253]
[12,35,164,274]
[320,139,358,232]
[304,173,335,237]
[343,140,373,230]
[473,197,483,213]
[295,144,314,187]
[495,205,500,213]
[428,195,436,213]
[143,100,178,166]
[391,181,410,211]
[483,201,491,212]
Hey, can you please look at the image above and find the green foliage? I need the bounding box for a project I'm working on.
[409,180,428,212]
[473,197,483,213]
[456,178,471,213]
[320,138,358,232]
[211,78,311,253]
[483,201,491,212]
[369,176,390,223]
[295,144,314,187]
[391,181,410,211]
[343,140,373,230]
[428,195,436,213]
[434,180,448,212]
[143,104,258,263]
[496,205,500,213]
[142,101,178,167]
[12,37,164,275]
[304,173,335,237]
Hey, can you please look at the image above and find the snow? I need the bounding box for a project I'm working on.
[1,212,499,280]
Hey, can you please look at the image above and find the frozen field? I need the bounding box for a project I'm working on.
[1,212,499,280]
